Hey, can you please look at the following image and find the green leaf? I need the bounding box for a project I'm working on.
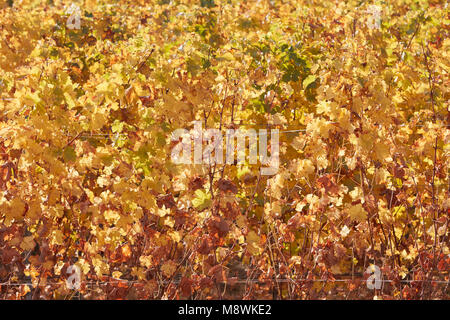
[112,120,124,133]
[192,189,212,211]
[63,146,77,162]
[302,75,317,89]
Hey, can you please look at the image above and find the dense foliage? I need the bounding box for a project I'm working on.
[0,0,448,299]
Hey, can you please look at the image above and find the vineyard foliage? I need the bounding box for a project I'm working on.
[0,0,449,299]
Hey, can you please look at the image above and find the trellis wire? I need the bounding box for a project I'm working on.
[0,115,447,139]
[60,122,449,138]
[0,278,448,287]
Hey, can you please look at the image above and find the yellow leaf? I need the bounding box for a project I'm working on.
[140,255,153,268]
[168,230,182,242]
[246,231,263,256]
[348,204,367,222]
[161,260,177,278]
[20,236,36,251]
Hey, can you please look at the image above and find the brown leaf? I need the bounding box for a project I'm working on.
[156,194,176,209]
[316,174,339,195]
[208,216,229,238]
[197,235,213,255]
[216,178,238,194]
[188,176,205,191]
[179,277,193,297]
[208,265,226,282]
